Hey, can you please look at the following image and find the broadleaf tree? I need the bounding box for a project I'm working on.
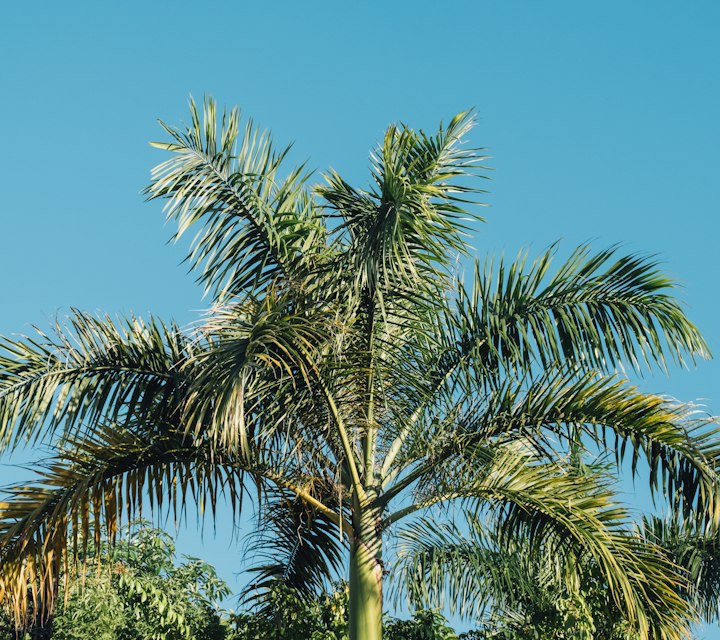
[53,522,229,640]
[0,98,718,640]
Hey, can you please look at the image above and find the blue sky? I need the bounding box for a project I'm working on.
[1,1,719,635]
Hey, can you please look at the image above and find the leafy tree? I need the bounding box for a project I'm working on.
[0,98,717,640]
[385,610,458,640]
[227,582,348,640]
[51,523,227,640]
[228,581,462,640]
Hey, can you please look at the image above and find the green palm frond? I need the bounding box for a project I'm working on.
[643,514,720,623]
[482,372,720,517]
[183,287,337,457]
[391,460,693,640]
[455,245,709,378]
[242,486,345,605]
[379,245,712,490]
[146,97,329,301]
[0,311,189,450]
[385,368,720,523]
[392,518,530,620]
[319,111,489,297]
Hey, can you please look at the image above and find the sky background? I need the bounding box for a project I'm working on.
[1,1,719,636]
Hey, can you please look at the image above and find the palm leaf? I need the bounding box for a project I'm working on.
[146,97,329,301]
[0,419,272,623]
[319,111,489,298]
[643,514,720,623]
[455,245,709,378]
[242,486,345,605]
[384,367,720,526]
[0,311,190,450]
[183,287,336,454]
[391,454,693,639]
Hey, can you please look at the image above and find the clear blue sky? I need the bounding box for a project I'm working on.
[1,1,719,635]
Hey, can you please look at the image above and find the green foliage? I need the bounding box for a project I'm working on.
[227,583,349,640]
[52,523,228,640]
[385,610,458,640]
[228,582,467,640]
[642,514,720,624]
[0,98,717,640]
[471,572,638,640]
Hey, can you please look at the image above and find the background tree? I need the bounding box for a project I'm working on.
[227,582,349,640]
[52,523,227,640]
[0,99,717,640]
[394,454,720,639]
[394,506,645,639]
[226,580,468,640]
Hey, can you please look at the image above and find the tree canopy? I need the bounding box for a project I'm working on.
[0,99,717,640]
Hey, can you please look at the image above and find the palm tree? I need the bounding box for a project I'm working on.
[395,510,629,639]
[0,98,717,640]
[393,457,681,639]
[642,513,720,626]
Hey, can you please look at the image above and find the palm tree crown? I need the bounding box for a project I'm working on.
[0,99,717,640]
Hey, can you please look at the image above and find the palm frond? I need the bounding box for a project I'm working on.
[0,424,245,623]
[183,287,345,466]
[319,111,489,298]
[0,311,189,450]
[386,367,720,524]
[0,402,344,626]
[453,245,709,379]
[391,518,531,621]
[391,451,693,639]
[242,486,345,606]
[643,514,720,623]
[146,97,329,301]
[381,244,711,487]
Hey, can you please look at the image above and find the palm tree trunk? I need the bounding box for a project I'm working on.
[349,507,383,640]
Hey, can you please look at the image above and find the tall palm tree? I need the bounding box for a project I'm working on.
[0,99,717,640]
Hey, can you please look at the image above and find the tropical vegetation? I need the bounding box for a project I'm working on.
[0,522,228,639]
[1,523,474,639]
[50,523,225,640]
[0,99,718,640]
